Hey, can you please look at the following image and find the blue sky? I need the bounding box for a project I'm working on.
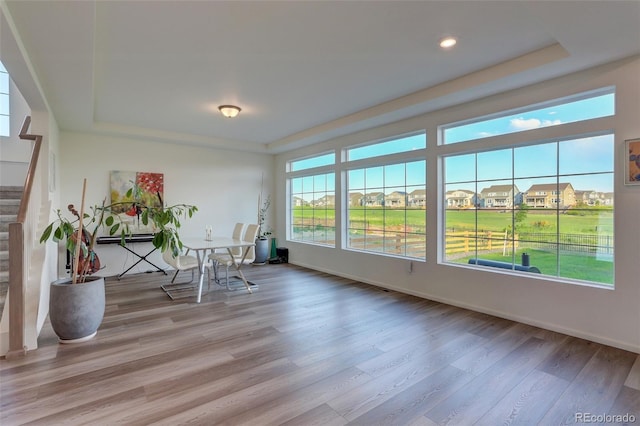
[295,92,615,199]
[446,134,615,193]
[443,93,614,144]
[444,92,615,193]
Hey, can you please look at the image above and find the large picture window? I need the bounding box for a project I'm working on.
[347,161,426,258]
[288,152,336,246]
[345,133,426,259]
[443,134,614,285]
[290,173,335,245]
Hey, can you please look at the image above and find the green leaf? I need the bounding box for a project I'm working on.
[109,223,120,235]
[152,232,164,250]
[105,216,114,226]
[63,222,74,236]
[40,223,53,243]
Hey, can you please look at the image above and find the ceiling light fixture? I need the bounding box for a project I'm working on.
[218,105,241,118]
[439,36,457,49]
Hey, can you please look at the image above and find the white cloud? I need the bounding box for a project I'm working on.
[510,117,562,130]
[510,117,542,130]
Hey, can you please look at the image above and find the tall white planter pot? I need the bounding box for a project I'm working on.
[49,276,106,343]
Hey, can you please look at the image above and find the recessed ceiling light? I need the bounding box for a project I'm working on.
[439,36,457,49]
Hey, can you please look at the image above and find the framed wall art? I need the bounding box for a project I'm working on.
[110,170,164,232]
[625,138,640,186]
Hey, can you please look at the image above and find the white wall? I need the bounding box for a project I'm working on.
[275,57,640,353]
[23,109,58,350]
[57,132,274,278]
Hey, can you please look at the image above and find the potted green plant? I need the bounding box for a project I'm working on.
[254,194,271,264]
[40,179,197,343]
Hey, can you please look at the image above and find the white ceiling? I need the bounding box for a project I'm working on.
[3,1,640,153]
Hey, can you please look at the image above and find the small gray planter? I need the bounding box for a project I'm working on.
[49,276,105,343]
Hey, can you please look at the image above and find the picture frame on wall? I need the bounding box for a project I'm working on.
[109,170,165,233]
[625,138,640,186]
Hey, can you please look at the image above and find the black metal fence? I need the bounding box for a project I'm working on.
[517,232,614,254]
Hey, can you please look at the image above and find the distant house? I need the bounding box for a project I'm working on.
[601,192,614,206]
[574,190,614,207]
[574,190,596,205]
[479,185,520,208]
[292,196,308,207]
[348,192,364,207]
[385,191,407,207]
[445,189,476,208]
[408,189,426,207]
[524,183,575,208]
[312,194,335,207]
[363,192,385,206]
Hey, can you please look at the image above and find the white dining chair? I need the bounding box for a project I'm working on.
[229,222,245,256]
[161,248,200,295]
[208,222,244,280]
[209,223,259,290]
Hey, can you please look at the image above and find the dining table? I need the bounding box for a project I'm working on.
[170,236,256,303]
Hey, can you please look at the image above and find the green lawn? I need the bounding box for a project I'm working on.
[451,248,614,285]
[445,209,613,235]
[292,206,614,284]
[293,206,613,236]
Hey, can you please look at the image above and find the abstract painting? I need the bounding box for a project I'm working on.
[626,138,640,185]
[110,171,164,232]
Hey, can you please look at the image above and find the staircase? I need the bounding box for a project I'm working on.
[0,186,23,316]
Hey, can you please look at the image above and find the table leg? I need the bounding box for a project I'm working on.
[196,249,206,303]
[226,248,252,293]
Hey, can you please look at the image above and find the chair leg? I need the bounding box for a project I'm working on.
[161,267,198,298]
[170,269,195,285]
[206,262,218,290]
[206,265,212,291]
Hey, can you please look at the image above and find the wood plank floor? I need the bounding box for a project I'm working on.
[1,264,639,425]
